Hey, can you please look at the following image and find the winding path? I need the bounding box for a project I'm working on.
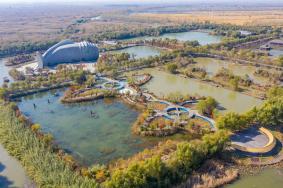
[144,93,217,131]
[95,77,217,131]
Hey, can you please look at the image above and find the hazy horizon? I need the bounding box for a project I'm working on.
[1,0,283,5]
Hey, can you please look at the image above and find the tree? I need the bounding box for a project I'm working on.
[276,56,283,67]
[266,86,283,99]
[31,124,41,133]
[256,96,283,126]
[166,63,178,74]
[0,88,7,99]
[196,97,218,115]
[216,112,248,131]
[229,78,239,91]
[74,71,87,85]
[85,75,96,87]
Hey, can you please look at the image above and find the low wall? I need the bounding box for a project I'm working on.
[231,127,276,154]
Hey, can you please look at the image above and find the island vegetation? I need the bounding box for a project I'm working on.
[0,6,283,188]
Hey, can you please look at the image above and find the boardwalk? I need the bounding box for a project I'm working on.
[144,93,217,130]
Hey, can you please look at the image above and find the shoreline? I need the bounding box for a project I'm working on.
[174,72,265,100]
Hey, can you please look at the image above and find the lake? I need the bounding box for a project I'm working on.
[0,59,12,86]
[122,31,222,45]
[114,46,162,59]
[194,57,270,85]
[133,68,262,113]
[17,89,161,166]
[225,168,283,188]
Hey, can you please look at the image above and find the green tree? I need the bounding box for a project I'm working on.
[166,63,178,74]
[276,56,283,67]
[74,71,87,84]
[229,78,239,91]
[256,96,283,126]
[196,97,218,115]
[216,112,248,131]
[0,88,7,99]
[266,86,283,99]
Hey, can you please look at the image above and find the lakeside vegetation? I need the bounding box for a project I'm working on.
[5,66,92,97]
[0,85,231,187]
[133,93,216,137]
[1,7,283,187]
[0,99,98,187]
[105,130,229,188]
[5,54,35,66]
[61,86,116,103]
[216,86,283,131]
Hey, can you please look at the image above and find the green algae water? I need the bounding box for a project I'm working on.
[194,57,271,85]
[114,46,161,59]
[17,89,159,166]
[133,68,262,113]
[122,31,222,45]
[225,168,283,188]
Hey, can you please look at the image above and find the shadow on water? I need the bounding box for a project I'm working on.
[0,163,13,188]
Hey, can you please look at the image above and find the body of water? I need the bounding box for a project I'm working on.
[114,46,161,59]
[0,59,12,86]
[134,68,262,113]
[269,49,283,57]
[122,31,222,45]
[194,57,270,85]
[225,168,283,188]
[17,89,161,166]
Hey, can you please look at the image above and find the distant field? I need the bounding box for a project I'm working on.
[131,10,283,26]
[1,4,283,48]
[0,5,157,47]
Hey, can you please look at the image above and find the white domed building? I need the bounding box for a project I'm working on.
[41,39,99,66]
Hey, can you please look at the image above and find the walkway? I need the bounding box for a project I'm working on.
[97,76,137,95]
[95,77,217,130]
[251,152,283,166]
[144,92,217,131]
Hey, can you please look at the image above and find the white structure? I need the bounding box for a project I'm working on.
[42,40,99,66]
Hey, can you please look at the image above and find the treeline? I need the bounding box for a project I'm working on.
[217,86,283,131]
[0,40,58,58]
[94,23,223,41]
[212,25,280,38]
[6,54,35,66]
[1,22,280,58]
[6,66,91,94]
[95,22,280,42]
[105,130,228,188]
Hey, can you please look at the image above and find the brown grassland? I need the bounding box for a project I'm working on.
[131,10,283,26]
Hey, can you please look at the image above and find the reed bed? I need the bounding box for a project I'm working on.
[0,102,98,188]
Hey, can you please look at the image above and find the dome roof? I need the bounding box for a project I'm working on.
[42,40,99,66]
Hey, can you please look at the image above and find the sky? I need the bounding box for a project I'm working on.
[0,0,282,4]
